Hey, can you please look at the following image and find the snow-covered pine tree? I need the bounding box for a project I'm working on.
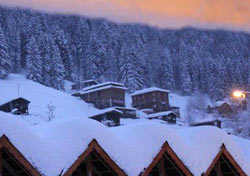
[53,25,73,81]
[25,36,43,83]
[0,24,11,79]
[50,43,65,90]
[85,32,106,81]
[120,46,145,92]
[179,42,192,95]
[158,48,175,90]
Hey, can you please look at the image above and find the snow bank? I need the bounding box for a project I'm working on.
[0,109,250,176]
[0,74,99,124]
[0,112,63,176]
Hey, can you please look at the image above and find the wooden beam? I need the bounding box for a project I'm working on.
[0,149,3,176]
[2,159,23,176]
[163,153,184,176]
[221,155,239,176]
[86,155,93,176]
[0,135,41,176]
[204,145,247,176]
[159,158,166,176]
[141,142,192,176]
[214,159,222,176]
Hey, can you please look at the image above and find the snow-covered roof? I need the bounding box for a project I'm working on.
[82,81,126,92]
[81,85,127,95]
[1,112,250,176]
[147,111,175,119]
[192,117,222,124]
[83,79,98,83]
[88,107,123,117]
[214,100,230,107]
[0,96,30,106]
[114,106,137,111]
[131,87,170,96]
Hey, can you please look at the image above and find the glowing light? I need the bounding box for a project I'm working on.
[232,91,246,99]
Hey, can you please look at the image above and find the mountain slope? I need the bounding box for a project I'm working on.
[0,74,98,124]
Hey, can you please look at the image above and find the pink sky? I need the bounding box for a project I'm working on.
[0,0,250,31]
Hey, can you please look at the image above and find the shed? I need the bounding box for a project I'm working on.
[147,111,177,124]
[191,119,222,128]
[207,101,234,118]
[0,97,30,115]
[114,106,137,119]
[88,108,122,127]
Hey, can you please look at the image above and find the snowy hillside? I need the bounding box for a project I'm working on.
[0,74,98,125]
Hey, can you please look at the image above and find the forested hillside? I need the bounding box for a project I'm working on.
[0,6,249,100]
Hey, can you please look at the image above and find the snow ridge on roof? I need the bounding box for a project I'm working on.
[82,82,126,92]
[1,112,250,176]
[81,85,127,95]
[0,97,30,106]
[131,87,171,96]
[88,107,123,117]
[147,111,175,119]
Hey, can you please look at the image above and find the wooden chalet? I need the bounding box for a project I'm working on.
[79,82,127,109]
[203,144,247,176]
[63,139,127,176]
[207,101,233,118]
[0,135,42,176]
[0,97,30,115]
[147,111,177,124]
[140,141,192,176]
[131,87,171,113]
[191,119,222,128]
[89,108,122,127]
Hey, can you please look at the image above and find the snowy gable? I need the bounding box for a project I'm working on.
[1,114,250,176]
[82,82,126,92]
[131,87,171,96]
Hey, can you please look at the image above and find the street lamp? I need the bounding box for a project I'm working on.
[232,90,249,99]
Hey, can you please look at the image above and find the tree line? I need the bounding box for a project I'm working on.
[0,6,249,100]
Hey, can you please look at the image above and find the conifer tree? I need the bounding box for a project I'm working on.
[0,24,11,79]
[25,36,43,83]
[158,48,175,90]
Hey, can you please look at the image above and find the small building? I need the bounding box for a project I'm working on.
[191,119,222,128]
[88,108,122,127]
[114,107,137,119]
[207,101,233,117]
[78,82,127,109]
[0,97,30,115]
[147,111,177,124]
[131,87,171,113]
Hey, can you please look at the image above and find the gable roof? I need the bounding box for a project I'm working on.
[140,141,192,176]
[0,97,30,106]
[81,85,127,95]
[1,112,250,176]
[0,135,42,176]
[131,87,170,96]
[88,107,123,118]
[82,82,126,92]
[203,144,247,176]
[147,111,176,119]
[63,139,127,176]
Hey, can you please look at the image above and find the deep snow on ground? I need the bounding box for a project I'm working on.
[1,113,250,176]
[1,75,250,176]
[0,74,99,125]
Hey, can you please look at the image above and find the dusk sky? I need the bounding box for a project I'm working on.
[0,0,250,31]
